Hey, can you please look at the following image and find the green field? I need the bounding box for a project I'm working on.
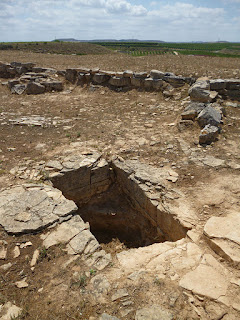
[93,41,240,58]
[0,41,240,58]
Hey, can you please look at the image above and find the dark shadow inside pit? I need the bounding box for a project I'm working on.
[77,184,165,248]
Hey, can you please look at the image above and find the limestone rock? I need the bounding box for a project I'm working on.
[0,302,22,320]
[143,78,154,89]
[150,70,165,79]
[199,124,219,145]
[41,81,63,92]
[163,75,186,88]
[111,288,129,301]
[90,274,110,295]
[30,249,39,267]
[66,229,100,255]
[15,278,28,288]
[131,77,143,87]
[135,305,173,320]
[181,102,206,120]
[13,246,20,258]
[42,215,87,249]
[92,73,110,84]
[210,79,226,91]
[99,314,120,320]
[11,84,26,95]
[189,80,218,103]
[49,153,112,204]
[65,68,77,83]
[179,255,228,300]
[152,79,164,90]
[204,212,240,265]
[123,70,133,78]
[26,82,45,94]
[84,250,111,271]
[108,76,130,87]
[0,184,78,234]
[197,106,221,128]
[134,72,148,78]
[0,243,7,259]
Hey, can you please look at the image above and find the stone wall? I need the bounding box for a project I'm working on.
[64,67,194,91]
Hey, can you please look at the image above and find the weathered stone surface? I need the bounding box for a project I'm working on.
[11,84,27,94]
[225,79,240,90]
[41,215,87,248]
[150,70,165,79]
[135,305,173,320]
[65,68,77,83]
[111,288,129,301]
[189,80,218,103]
[0,184,78,234]
[66,229,100,255]
[92,73,110,84]
[163,75,186,88]
[210,79,226,91]
[181,102,206,120]
[41,81,63,92]
[0,240,7,259]
[204,212,240,265]
[49,153,112,204]
[26,82,45,94]
[131,77,143,87]
[143,78,154,89]
[134,72,148,78]
[152,79,164,90]
[112,158,193,241]
[201,155,225,167]
[199,124,219,144]
[84,249,112,270]
[15,278,29,288]
[197,106,221,128]
[90,274,110,295]
[8,79,19,88]
[99,314,120,320]
[30,249,39,267]
[0,302,22,320]
[179,255,229,300]
[123,70,133,78]
[108,76,130,87]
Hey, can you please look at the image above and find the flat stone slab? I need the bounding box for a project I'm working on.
[0,184,78,234]
[41,215,88,249]
[135,305,173,320]
[204,212,240,264]
[179,254,229,300]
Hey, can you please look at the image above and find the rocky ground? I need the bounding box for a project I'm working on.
[0,51,240,320]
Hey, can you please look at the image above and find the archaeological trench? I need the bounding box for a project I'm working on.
[0,61,240,319]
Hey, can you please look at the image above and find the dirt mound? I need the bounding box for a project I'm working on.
[0,41,114,55]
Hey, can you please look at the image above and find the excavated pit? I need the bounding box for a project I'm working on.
[49,155,189,248]
[77,184,164,248]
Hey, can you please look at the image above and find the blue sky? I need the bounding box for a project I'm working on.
[0,0,240,42]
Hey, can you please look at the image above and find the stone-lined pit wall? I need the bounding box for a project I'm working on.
[46,153,190,244]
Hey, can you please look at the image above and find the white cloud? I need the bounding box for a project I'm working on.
[69,0,147,15]
[0,1,239,42]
